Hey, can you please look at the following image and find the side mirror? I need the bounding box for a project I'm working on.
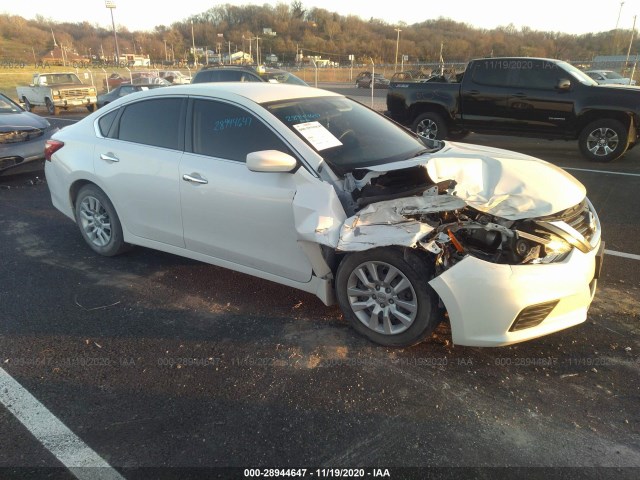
[556,78,571,90]
[246,150,298,173]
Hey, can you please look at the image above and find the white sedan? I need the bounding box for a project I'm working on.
[44,83,604,347]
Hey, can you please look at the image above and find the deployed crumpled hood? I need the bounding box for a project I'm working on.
[358,141,586,221]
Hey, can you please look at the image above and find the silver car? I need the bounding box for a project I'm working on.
[0,93,59,177]
[44,83,603,347]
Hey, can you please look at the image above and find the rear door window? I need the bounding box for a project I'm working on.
[118,98,185,150]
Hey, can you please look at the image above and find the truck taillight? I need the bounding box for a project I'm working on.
[45,139,64,161]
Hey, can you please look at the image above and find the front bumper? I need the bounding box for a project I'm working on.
[429,240,603,347]
[54,97,97,107]
[1,127,59,175]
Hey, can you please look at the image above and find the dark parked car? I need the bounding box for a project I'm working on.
[97,83,167,108]
[0,92,58,176]
[191,65,307,85]
[356,72,390,89]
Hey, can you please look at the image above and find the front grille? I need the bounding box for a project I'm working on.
[60,88,92,98]
[561,203,593,242]
[509,300,559,332]
[545,199,595,243]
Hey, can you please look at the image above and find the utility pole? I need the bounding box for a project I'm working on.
[105,1,120,63]
[254,36,261,65]
[394,28,402,72]
[191,20,198,67]
[614,1,625,54]
[624,15,637,76]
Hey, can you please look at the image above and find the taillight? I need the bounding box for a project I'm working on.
[44,139,64,161]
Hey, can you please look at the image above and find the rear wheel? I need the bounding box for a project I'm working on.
[45,98,60,116]
[74,185,131,257]
[578,119,628,162]
[336,248,441,347]
[411,112,448,140]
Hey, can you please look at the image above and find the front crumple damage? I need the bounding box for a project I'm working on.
[335,142,600,272]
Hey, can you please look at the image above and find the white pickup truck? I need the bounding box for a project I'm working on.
[16,72,98,115]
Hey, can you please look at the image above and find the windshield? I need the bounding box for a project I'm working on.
[43,73,83,85]
[559,63,599,85]
[602,71,624,79]
[264,96,432,175]
[263,71,308,86]
[0,94,22,113]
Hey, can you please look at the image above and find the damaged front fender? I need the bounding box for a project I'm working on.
[337,193,466,252]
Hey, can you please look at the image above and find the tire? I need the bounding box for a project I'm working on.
[578,119,628,162]
[45,98,60,116]
[336,248,441,347]
[86,104,96,113]
[74,185,131,257]
[22,97,32,112]
[411,112,448,140]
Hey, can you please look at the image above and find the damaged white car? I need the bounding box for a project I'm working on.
[44,83,604,347]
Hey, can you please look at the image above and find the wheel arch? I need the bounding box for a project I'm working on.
[577,110,635,139]
[69,179,96,210]
[408,102,453,129]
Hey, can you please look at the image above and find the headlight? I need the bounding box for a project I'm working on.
[544,236,572,255]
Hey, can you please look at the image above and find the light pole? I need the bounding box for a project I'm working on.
[394,28,402,72]
[191,20,197,67]
[614,1,625,53]
[105,1,120,63]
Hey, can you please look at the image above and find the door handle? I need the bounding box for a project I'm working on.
[182,173,208,185]
[100,152,119,163]
[467,89,480,95]
[511,92,527,98]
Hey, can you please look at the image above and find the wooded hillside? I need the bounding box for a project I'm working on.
[1,2,637,65]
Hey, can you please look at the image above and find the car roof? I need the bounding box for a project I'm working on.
[123,82,341,104]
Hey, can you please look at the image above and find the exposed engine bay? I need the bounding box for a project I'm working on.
[339,160,598,273]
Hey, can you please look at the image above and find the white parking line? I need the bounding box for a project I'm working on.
[0,367,125,480]
[605,249,640,261]
[561,167,640,177]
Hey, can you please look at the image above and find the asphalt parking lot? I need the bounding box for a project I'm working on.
[0,85,639,479]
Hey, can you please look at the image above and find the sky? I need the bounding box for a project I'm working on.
[2,0,638,35]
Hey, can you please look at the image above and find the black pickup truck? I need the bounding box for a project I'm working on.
[385,57,640,162]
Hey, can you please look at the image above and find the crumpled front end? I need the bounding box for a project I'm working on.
[333,143,603,346]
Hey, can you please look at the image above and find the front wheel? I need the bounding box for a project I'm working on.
[86,104,96,113]
[22,97,32,112]
[336,248,441,347]
[578,119,628,162]
[74,185,131,257]
[411,112,448,140]
[45,98,60,116]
